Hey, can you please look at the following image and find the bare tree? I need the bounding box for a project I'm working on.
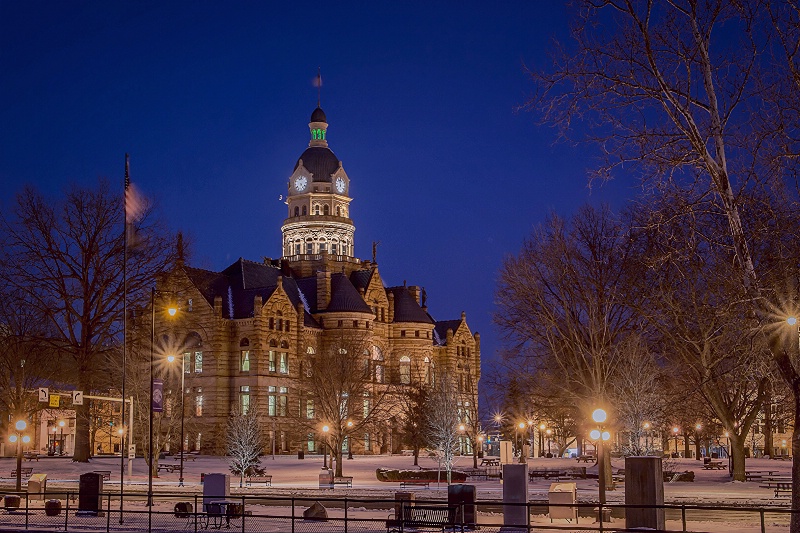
[530,3,800,523]
[425,374,461,484]
[297,332,392,477]
[0,181,175,461]
[226,407,264,487]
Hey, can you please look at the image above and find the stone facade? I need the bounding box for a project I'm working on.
[154,106,480,455]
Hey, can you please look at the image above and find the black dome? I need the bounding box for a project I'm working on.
[310,107,327,123]
[294,146,340,182]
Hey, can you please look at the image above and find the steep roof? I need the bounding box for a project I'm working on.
[434,319,462,346]
[294,146,340,183]
[349,269,373,292]
[388,286,434,324]
[326,273,373,314]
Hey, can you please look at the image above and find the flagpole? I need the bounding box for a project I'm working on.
[120,154,129,524]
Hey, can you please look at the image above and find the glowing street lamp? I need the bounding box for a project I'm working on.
[10,420,30,491]
[167,353,187,486]
[591,408,611,520]
[673,427,680,458]
[347,420,354,460]
[322,425,330,469]
[527,419,534,457]
[539,423,546,457]
[695,423,703,460]
[58,420,65,455]
[643,422,651,453]
[516,422,526,463]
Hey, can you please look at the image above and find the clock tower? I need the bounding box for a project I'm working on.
[281,107,356,276]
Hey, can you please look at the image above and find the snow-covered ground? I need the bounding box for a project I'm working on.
[0,454,792,532]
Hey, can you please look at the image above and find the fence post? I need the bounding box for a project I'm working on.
[760,508,766,533]
[148,491,152,532]
[291,496,295,533]
[25,491,29,529]
[241,495,245,533]
[681,504,687,532]
[195,494,199,533]
[106,493,111,532]
[344,497,348,533]
[64,491,70,531]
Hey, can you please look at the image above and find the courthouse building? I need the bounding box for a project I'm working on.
[154,106,481,455]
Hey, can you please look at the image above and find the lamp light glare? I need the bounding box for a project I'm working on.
[788,316,797,326]
[15,420,26,431]
[9,435,17,443]
[322,425,329,433]
[167,355,175,363]
[592,408,607,424]
[590,429,601,440]
[59,420,65,428]
[22,435,30,444]
[168,307,178,316]
[518,422,525,429]
[601,431,611,441]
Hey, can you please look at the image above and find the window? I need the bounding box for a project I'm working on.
[268,386,276,416]
[363,392,370,418]
[269,351,276,372]
[332,243,338,254]
[240,350,250,372]
[314,205,320,215]
[187,298,193,312]
[294,207,299,217]
[294,242,301,255]
[323,204,329,215]
[306,399,314,419]
[353,320,358,328]
[307,434,316,452]
[375,364,384,383]
[279,352,288,374]
[240,386,250,415]
[306,242,313,254]
[279,387,288,416]
[302,205,307,216]
[401,330,406,337]
[423,357,431,385]
[399,355,411,385]
[194,352,203,373]
[195,395,203,416]
[336,206,341,216]
[183,353,191,374]
[364,433,370,452]
[415,330,420,338]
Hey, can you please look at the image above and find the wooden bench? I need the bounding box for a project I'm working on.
[157,463,179,473]
[245,475,272,487]
[93,470,111,481]
[333,476,353,488]
[529,469,565,481]
[702,461,725,470]
[176,453,196,461]
[386,504,457,533]
[462,468,489,480]
[399,480,431,489]
[23,452,39,462]
[10,467,33,478]
[576,455,595,463]
[480,458,499,466]
[774,482,792,497]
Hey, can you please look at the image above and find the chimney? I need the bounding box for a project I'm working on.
[317,271,332,310]
[214,295,223,317]
[409,285,421,305]
[254,294,262,316]
[387,292,395,323]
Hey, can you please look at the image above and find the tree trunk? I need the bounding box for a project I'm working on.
[763,387,774,458]
[413,447,419,466]
[472,438,478,469]
[73,401,90,462]
[334,449,343,477]
[730,434,746,482]
[694,433,702,461]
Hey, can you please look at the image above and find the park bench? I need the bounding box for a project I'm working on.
[93,470,111,481]
[774,482,792,497]
[702,460,725,470]
[245,474,272,487]
[462,468,489,481]
[333,476,353,488]
[10,467,33,478]
[386,504,457,533]
[399,480,431,489]
[157,463,179,473]
[23,452,39,462]
[176,453,196,461]
[576,454,595,463]
[529,469,565,481]
[480,458,500,466]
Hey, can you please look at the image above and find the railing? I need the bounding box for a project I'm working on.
[0,491,794,532]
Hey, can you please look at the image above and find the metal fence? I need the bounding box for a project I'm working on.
[0,490,794,532]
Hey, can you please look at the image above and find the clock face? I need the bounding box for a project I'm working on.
[294,175,307,192]
[335,177,346,194]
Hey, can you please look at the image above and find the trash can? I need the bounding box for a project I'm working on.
[4,495,20,510]
[45,499,62,516]
[318,468,333,488]
[548,482,577,522]
[28,473,47,500]
[298,449,304,459]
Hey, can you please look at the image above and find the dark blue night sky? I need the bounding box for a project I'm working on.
[0,2,637,372]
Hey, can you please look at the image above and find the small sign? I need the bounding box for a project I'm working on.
[72,390,84,405]
[128,444,135,459]
[49,395,60,407]
[152,379,164,412]
[38,388,49,402]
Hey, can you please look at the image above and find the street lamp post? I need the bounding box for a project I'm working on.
[322,425,330,469]
[167,354,186,486]
[539,423,546,457]
[58,420,65,455]
[527,420,534,458]
[590,408,611,523]
[10,420,30,492]
[643,422,651,454]
[725,431,732,476]
[695,423,703,460]
[459,424,466,455]
[148,287,177,506]
[546,428,553,457]
[672,427,680,458]
[516,422,526,463]
[347,421,353,460]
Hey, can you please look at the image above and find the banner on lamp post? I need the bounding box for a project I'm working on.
[152,379,164,412]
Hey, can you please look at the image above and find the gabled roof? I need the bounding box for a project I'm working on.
[327,273,373,314]
[434,319,462,346]
[388,286,434,324]
[349,269,372,292]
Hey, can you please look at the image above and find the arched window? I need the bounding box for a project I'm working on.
[240,338,249,347]
[302,205,307,216]
[314,205,320,215]
[279,340,289,374]
[423,357,431,385]
[323,204,330,215]
[184,332,203,373]
[306,346,315,355]
[399,355,411,385]
[294,206,299,217]
[336,206,341,216]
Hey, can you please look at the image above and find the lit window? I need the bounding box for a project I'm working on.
[306,399,315,419]
[240,350,250,372]
[278,387,288,416]
[375,365,384,383]
[194,352,203,373]
[269,351,276,372]
[268,386,276,416]
[195,395,203,416]
[307,434,316,452]
[332,243,338,254]
[306,242,313,254]
[240,386,250,415]
[279,352,288,374]
[399,356,411,385]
